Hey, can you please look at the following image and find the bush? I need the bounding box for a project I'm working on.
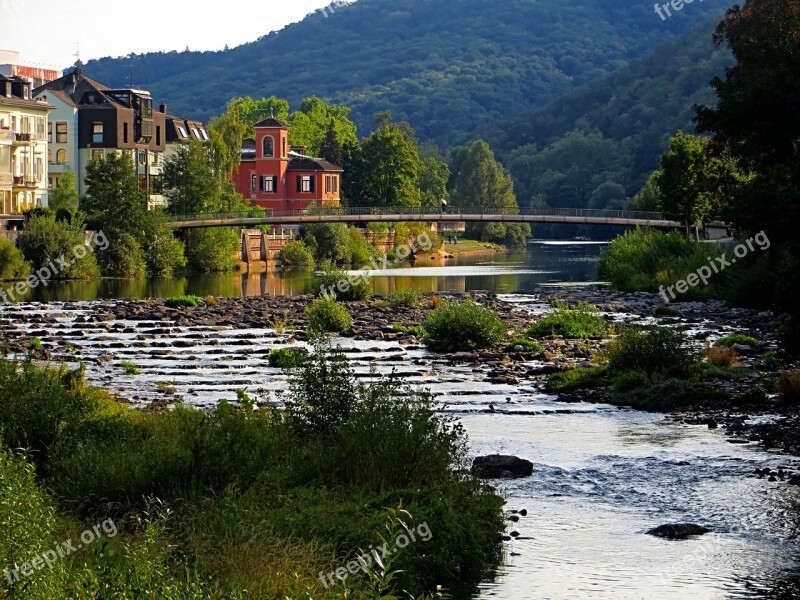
[267,347,309,368]
[607,326,697,378]
[504,337,544,353]
[545,367,607,393]
[388,290,425,308]
[306,298,353,333]
[316,264,371,301]
[0,237,30,281]
[705,345,739,368]
[277,241,315,267]
[653,305,681,317]
[119,360,139,375]
[778,370,800,406]
[528,301,607,339]
[423,300,506,352]
[346,227,378,266]
[17,213,99,279]
[165,295,202,309]
[716,333,758,348]
[185,227,239,273]
[610,377,730,411]
[97,232,146,278]
[598,228,725,298]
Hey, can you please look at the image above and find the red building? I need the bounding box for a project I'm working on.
[232,117,343,212]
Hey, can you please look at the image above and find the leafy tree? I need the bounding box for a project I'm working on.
[348,114,421,207]
[17,213,99,279]
[450,140,519,242]
[319,119,343,167]
[0,238,30,281]
[184,228,239,273]
[81,153,148,238]
[653,132,718,233]
[207,110,249,179]
[418,143,450,208]
[301,222,350,264]
[48,170,79,214]
[142,210,186,276]
[288,97,358,156]
[96,232,146,278]
[628,172,662,212]
[163,141,223,214]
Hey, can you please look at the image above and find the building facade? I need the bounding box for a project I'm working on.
[0,74,52,213]
[232,117,342,212]
[34,66,169,208]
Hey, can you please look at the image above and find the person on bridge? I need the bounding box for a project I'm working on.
[440,198,447,214]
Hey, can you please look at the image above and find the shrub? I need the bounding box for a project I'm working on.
[705,345,738,368]
[545,367,607,393]
[277,240,315,267]
[97,232,146,278]
[0,237,30,281]
[17,213,99,279]
[763,352,782,370]
[267,347,309,369]
[316,264,371,301]
[504,337,544,353]
[306,298,353,333]
[165,295,202,308]
[423,300,506,352]
[716,333,758,348]
[607,326,696,378]
[388,290,425,308]
[185,227,239,273]
[119,360,139,375]
[653,305,681,317]
[610,377,729,411]
[528,301,607,339]
[778,370,800,406]
[346,227,379,265]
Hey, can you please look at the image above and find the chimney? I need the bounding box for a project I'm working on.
[160,102,167,113]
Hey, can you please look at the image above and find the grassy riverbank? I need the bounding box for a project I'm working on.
[0,340,504,599]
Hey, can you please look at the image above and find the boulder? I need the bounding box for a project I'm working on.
[472,455,533,478]
[646,523,711,540]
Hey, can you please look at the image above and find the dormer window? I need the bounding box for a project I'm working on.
[262,136,274,158]
[178,126,187,138]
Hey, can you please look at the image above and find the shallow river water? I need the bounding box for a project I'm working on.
[3,242,799,599]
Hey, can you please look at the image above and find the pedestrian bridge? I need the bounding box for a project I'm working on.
[168,207,696,229]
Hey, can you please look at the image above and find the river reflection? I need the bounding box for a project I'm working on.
[14,242,606,302]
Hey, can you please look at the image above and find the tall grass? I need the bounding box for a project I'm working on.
[528,301,607,339]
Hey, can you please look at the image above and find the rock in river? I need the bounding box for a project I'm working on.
[646,523,711,540]
[472,455,534,478]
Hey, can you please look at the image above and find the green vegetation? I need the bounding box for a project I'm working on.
[0,344,503,598]
[716,334,758,348]
[164,295,203,309]
[528,301,607,339]
[47,169,79,214]
[598,228,724,298]
[316,265,371,301]
[267,347,309,369]
[184,227,240,273]
[611,377,728,412]
[422,300,506,352]
[276,240,315,267]
[17,213,99,280]
[388,290,425,308]
[653,306,681,317]
[119,360,139,375]
[607,326,696,378]
[306,298,353,333]
[504,338,544,353]
[96,232,146,278]
[544,367,607,393]
[0,237,30,281]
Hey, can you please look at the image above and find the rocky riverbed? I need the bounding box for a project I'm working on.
[1,286,798,462]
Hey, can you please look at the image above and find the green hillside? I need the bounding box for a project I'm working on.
[480,18,733,209]
[80,0,733,146]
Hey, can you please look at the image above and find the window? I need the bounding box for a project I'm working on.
[190,128,200,139]
[178,126,188,138]
[138,151,147,165]
[35,158,43,181]
[251,175,257,193]
[36,118,45,140]
[325,175,331,194]
[282,138,286,157]
[56,149,67,165]
[261,176,277,193]
[149,174,163,194]
[92,122,103,144]
[152,152,159,166]
[199,129,208,140]
[333,176,338,194]
[156,125,161,146]
[56,122,67,143]
[262,136,274,158]
[48,149,53,164]
[123,122,128,144]
[91,149,103,160]
[297,175,314,193]
[47,122,52,143]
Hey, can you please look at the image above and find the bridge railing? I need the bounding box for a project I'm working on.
[169,206,667,222]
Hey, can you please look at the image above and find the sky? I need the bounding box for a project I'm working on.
[0,0,336,70]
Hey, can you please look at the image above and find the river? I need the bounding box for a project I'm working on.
[3,241,799,599]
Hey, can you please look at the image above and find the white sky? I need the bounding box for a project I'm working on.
[0,0,336,70]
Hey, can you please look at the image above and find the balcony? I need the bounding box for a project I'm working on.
[12,176,38,188]
[12,133,33,146]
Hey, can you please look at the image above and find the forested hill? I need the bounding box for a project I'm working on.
[479,18,733,210]
[80,0,733,146]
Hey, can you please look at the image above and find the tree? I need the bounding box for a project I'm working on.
[48,170,79,214]
[450,140,521,242]
[81,153,148,238]
[288,97,358,157]
[17,213,99,279]
[162,141,222,214]
[301,222,350,264]
[418,143,450,208]
[320,119,343,167]
[628,172,662,212]
[653,132,718,234]
[348,114,421,207]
